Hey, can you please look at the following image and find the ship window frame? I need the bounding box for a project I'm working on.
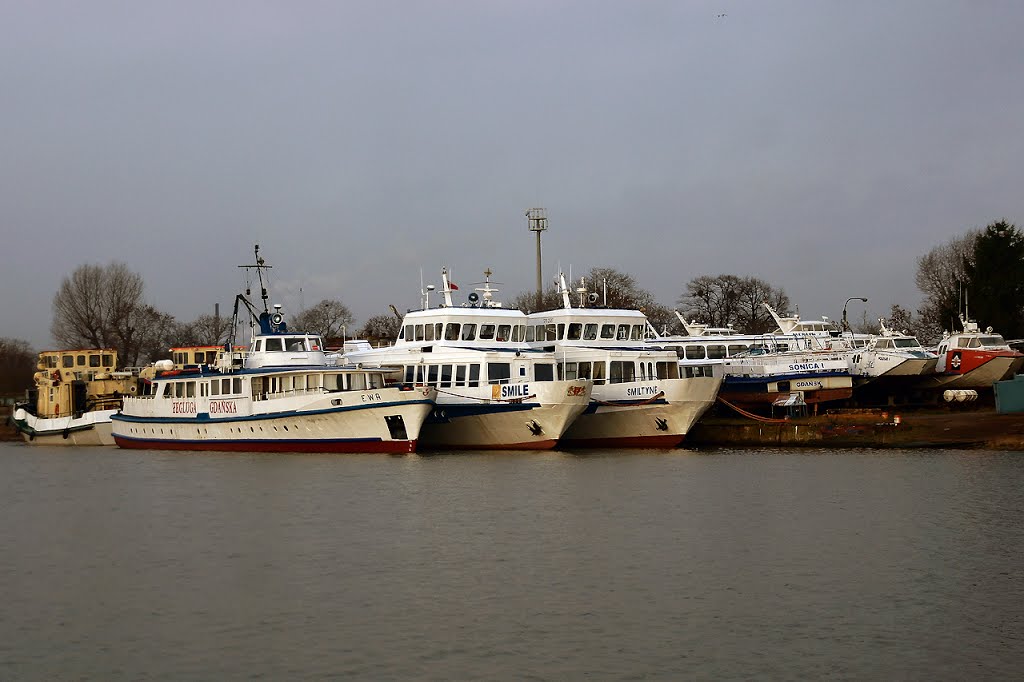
[534,363,554,381]
[487,362,511,385]
[445,324,461,341]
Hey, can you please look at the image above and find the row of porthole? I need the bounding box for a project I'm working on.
[124,423,316,436]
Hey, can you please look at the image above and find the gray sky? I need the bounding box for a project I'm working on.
[3,1,1023,348]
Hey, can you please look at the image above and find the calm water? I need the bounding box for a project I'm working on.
[1,442,1022,680]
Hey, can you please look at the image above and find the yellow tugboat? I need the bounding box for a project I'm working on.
[11,348,142,445]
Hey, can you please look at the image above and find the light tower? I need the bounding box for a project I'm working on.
[526,208,547,310]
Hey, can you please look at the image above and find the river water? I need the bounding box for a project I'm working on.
[1,442,1022,680]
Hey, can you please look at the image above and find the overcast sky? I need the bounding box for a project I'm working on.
[3,1,1022,348]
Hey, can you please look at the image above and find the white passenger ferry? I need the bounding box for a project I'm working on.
[523,275,722,448]
[110,247,435,453]
[343,269,591,449]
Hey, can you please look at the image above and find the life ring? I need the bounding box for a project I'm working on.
[52,370,61,382]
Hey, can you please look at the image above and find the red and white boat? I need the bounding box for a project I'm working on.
[920,317,1024,389]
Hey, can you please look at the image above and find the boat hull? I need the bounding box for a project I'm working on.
[919,353,1024,390]
[420,380,591,450]
[720,373,853,408]
[111,391,435,453]
[11,408,119,446]
[558,376,721,448]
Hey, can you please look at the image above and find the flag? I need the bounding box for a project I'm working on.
[450,281,459,290]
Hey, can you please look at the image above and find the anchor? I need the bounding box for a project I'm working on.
[655,417,668,431]
[527,420,543,436]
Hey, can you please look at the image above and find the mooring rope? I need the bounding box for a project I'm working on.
[716,395,790,424]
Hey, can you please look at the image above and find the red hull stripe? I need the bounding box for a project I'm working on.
[557,434,685,449]
[420,438,559,451]
[112,436,417,454]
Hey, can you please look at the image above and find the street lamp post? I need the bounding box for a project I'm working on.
[842,297,868,333]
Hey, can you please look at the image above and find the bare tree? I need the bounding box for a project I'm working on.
[0,337,36,396]
[357,314,402,343]
[291,299,354,339]
[51,262,169,365]
[129,305,179,366]
[678,274,789,333]
[508,285,562,313]
[915,229,978,334]
[174,314,233,347]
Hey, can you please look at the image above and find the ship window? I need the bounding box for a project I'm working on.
[350,373,366,391]
[567,323,583,340]
[424,324,435,342]
[405,366,415,383]
[525,326,535,342]
[427,365,439,386]
[557,324,566,340]
[487,362,511,384]
[616,325,629,341]
[77,355,86,366]
[308,374,320,390]
[894,338,920,348]
[368,373,383,389]
[294,375,306,391]
[455,364,467,386]
[415,365,425,384]
[544,324,557,341]
[584,324,598,340]
[631,325,644,340]
[440,364,453,387]
[685,346,706,360]
[233,378,242,394]
[981,336,1005,347]
[211,380,220,396]
[727,344,749,356]
[445,324,460,341]
[415,325,425,341]
[265,338,283,352]
[560,362,577,380]
[162,383,172,398]
[174,382,184,398]
[468,364,480,387]
[512,325,524,342]
[435,323,443,340]
[479,324,496,340]
[89,355,101,367]
[592,361,605,384]
[609,361,636,384]
[535,363,554,381]
[200,383,208,397]
[657,361,678,379]
[62,355,74,368]
[286,338,306,352]
[185,382,195,398]
[401,326,409,341]
[707,345,726,359]
[461,324,476,341]
[497,325,511,342]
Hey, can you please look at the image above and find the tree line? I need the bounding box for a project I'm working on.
[1,218,1019,396]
